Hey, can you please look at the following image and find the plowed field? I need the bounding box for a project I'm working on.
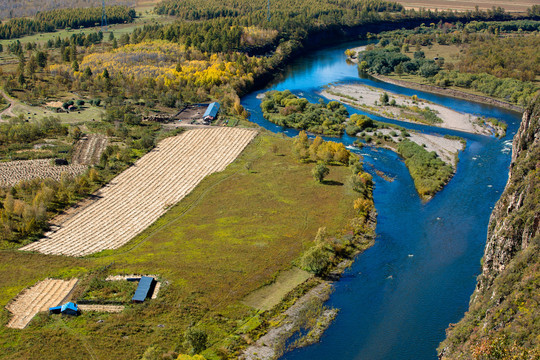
[0,159,87,187]
[21,128,257,257]
[5,278,78,329]
[72,134,108,165]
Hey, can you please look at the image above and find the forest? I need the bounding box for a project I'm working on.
[357,21,540,105]
[261,90,349,136]
[0,6,136,39]
[0,0,136,20]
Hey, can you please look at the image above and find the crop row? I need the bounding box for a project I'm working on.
[21,128,257,257]
[0,159,87,187]
[6,278,78,329]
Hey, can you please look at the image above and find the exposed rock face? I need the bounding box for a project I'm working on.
[476,99,540,294]
[438,97,540,359]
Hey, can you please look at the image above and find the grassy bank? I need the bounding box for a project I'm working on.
[0,132,364,359]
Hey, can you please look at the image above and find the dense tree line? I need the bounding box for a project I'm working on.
[0,117,67,150]
[0,0,135,21]
[0,6,135,40]
[0,173,98,244]
[455,36,540,82]
[155,0,403,20]
[358,23,540,105]
[145,0,538,55]
[358,47,440,77]
[262,90,349,136]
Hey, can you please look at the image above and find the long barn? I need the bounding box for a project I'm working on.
[132,276,155,302]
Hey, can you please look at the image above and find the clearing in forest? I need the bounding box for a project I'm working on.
[5,278,78,329]
[21,128,258,257]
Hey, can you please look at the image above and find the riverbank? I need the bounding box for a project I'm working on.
[321,84,491,135]
[241,212,377,360]
[377,130,464,167]
[371,74,524,113]
[345,46,367,63]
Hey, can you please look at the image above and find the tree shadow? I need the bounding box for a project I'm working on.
[322,180,343,186]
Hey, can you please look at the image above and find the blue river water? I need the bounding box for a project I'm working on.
[240,39,522,360]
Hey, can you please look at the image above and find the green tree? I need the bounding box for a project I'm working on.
[36,51,47,68]
[83,66,93,78]
[380,92,389,105]
[312,163,329,183]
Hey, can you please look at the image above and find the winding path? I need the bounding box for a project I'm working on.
[0,89,16,119]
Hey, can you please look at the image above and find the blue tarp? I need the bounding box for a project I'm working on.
[132,276,155,302]
[61,302,79,315]
[203,102,220,119]
[50,302,78,315]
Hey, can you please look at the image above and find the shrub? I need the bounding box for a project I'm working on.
[312,163,329,183]
[183,328,208,355]
[300,245,332,275]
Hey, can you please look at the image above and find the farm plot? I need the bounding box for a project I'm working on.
[21,128,258,257]
[0,159,87,187]
[72,134,108,165]
[6,278,78,329]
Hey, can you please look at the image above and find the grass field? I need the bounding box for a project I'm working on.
[395,0,537,12]
[0,132,359,359]
[242,267,312,311]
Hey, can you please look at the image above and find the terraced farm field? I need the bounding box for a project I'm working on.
[6,278,78,329]
[72,134,108,165]
[21,127,258,257]
[0,159,87,187]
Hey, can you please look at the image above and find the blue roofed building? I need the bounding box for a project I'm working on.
[203,102,220,122]
[132,276,155,303]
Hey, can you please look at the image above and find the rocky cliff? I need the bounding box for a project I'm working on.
[438,97,540,359]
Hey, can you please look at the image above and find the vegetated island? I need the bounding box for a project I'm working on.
[261,90,348,136]
[321,83,507,137]
[346,114,465,200]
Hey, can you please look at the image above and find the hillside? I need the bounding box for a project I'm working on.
[438,97,540,359]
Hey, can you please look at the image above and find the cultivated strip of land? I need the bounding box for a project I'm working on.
[21,128,257,257]
[72,134,108,165]
[5,278,78,329]
[0,159,87,187]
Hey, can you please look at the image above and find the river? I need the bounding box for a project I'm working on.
[240,39,522,360]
